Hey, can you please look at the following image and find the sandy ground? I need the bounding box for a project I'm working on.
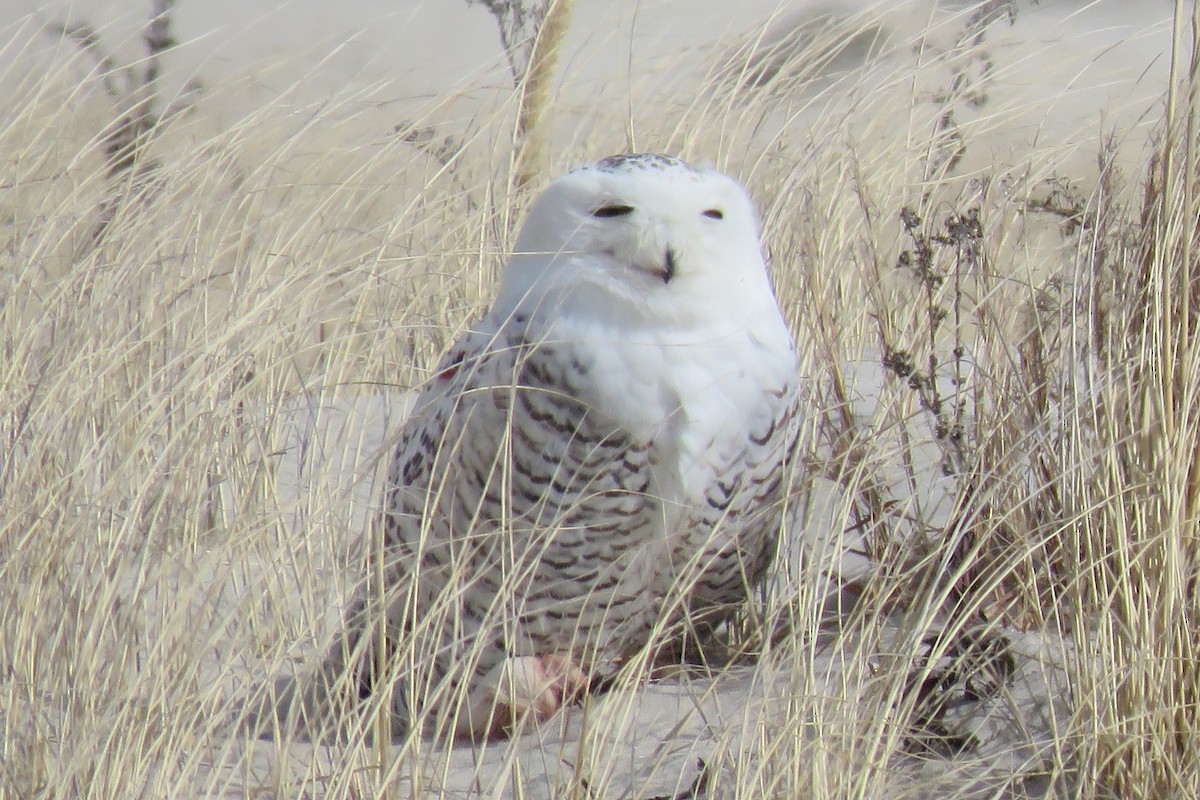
[226,635,1068,798]
[2,1,1176,142]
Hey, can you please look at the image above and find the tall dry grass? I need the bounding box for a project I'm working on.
[1,0,1197,797]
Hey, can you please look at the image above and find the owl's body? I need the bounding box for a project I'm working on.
[297,154,799,740]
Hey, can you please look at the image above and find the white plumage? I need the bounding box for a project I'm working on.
[291,153,800,740]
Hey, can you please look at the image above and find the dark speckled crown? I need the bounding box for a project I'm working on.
[590,153,698,174]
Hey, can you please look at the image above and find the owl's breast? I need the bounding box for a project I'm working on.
[546,315,798,508]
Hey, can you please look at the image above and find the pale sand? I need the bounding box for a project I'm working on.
[4,1,1173,147]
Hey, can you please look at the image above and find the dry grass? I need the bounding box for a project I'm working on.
[2,1,1198,797]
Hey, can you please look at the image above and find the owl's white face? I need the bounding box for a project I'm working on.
[496,154,780,330]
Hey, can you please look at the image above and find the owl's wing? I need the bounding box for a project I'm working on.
[677,379,801,628]
[386,323,656,542]
[381,320,664,663]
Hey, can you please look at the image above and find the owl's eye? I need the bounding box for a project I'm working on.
[702,208,724,220]
[592,204,635,218]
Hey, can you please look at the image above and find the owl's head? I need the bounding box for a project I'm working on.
[495,154,781,329]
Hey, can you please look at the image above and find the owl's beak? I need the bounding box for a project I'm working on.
[661,246,677,284]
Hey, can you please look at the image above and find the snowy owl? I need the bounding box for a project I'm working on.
[280,153,800,741]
